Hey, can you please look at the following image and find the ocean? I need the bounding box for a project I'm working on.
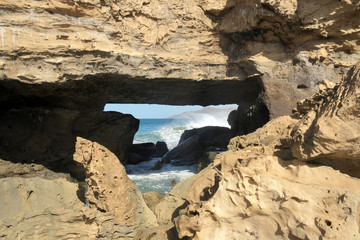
[125,108,234,194]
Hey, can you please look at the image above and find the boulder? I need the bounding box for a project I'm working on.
[153,141,169,157]
[227,101,270,136]
[129,152,151,165]
[179,126,233,149]
[291,63,360,178]
[0,162,140,239]
[131,142,156,158]
[170,151,204,166]
[129,142,169,164]
[162,126,233,167]
[161,136,201,165]
[73,137,157,227]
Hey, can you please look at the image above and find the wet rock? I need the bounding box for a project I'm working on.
[161,136,201,165]
[152,160,162,170]
[170,151,204,166]
[129,152,151,164]
[163,126,233,167]
[153,141,169,157]
[179,126,233,149]
[131,143,156,158]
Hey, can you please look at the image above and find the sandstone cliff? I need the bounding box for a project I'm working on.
[0,0,358,113]
[174,63,360,239]
[0,1,359,239]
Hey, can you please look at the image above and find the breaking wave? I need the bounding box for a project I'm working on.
[133,108,233,149]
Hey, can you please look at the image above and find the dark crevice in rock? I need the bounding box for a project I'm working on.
[200,175,220,202]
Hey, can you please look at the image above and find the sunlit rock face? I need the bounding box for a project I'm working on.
[0,0,358,115]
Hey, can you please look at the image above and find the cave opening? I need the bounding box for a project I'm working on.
[104,103,238,195]
[0,75,270,189]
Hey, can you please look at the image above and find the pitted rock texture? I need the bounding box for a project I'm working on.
[174,64,360,239]
[175,148,360,240]
[73,137,157,227]
[291,63,360,177]
[0,173,144,239]
[0,0,358,116]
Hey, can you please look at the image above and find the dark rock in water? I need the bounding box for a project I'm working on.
[129,142,168,164]
[170,151,204,166]
[179,126,233,150]
[162,126,233,168]
[227,101,269,136]
[129,152,150,164]
[152,160,162,170]
[161,135,201,164]
[152,141,169,157]
[227,109,239,133]
[131,143,156,158]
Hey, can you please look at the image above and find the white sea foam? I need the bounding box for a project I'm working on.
[134,108,234,149]
[126,158,196,194]
[129,106,236,194]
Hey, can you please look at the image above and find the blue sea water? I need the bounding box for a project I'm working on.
[133,118,176,147]
[126,111,233,194]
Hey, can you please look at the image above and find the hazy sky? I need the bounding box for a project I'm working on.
[104,104,238,118]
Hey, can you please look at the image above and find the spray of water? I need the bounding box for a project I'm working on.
[134,108,233,149]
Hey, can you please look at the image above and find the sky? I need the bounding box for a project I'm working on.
[104,103,238,119]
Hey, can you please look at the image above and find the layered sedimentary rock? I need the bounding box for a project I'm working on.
[291,63,360,177]
[174,64,360,239]
[0,0,358,113]
[0,1,359,239]
[0,0,358,176]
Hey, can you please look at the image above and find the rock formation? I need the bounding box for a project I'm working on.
[0,159,139,239]
[0,108,138,178]
[0,0,358,114]
[73,137,157,227]
[0,0,359,239]
[174,63,360,239]
[291,63,360,178]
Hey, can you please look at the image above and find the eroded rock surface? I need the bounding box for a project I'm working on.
[73,137,157,227]
[175,148,360,240]
[0,161,139,239]
[0,0,358,115]
[174,63,360,240]
[291,63,360,178]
